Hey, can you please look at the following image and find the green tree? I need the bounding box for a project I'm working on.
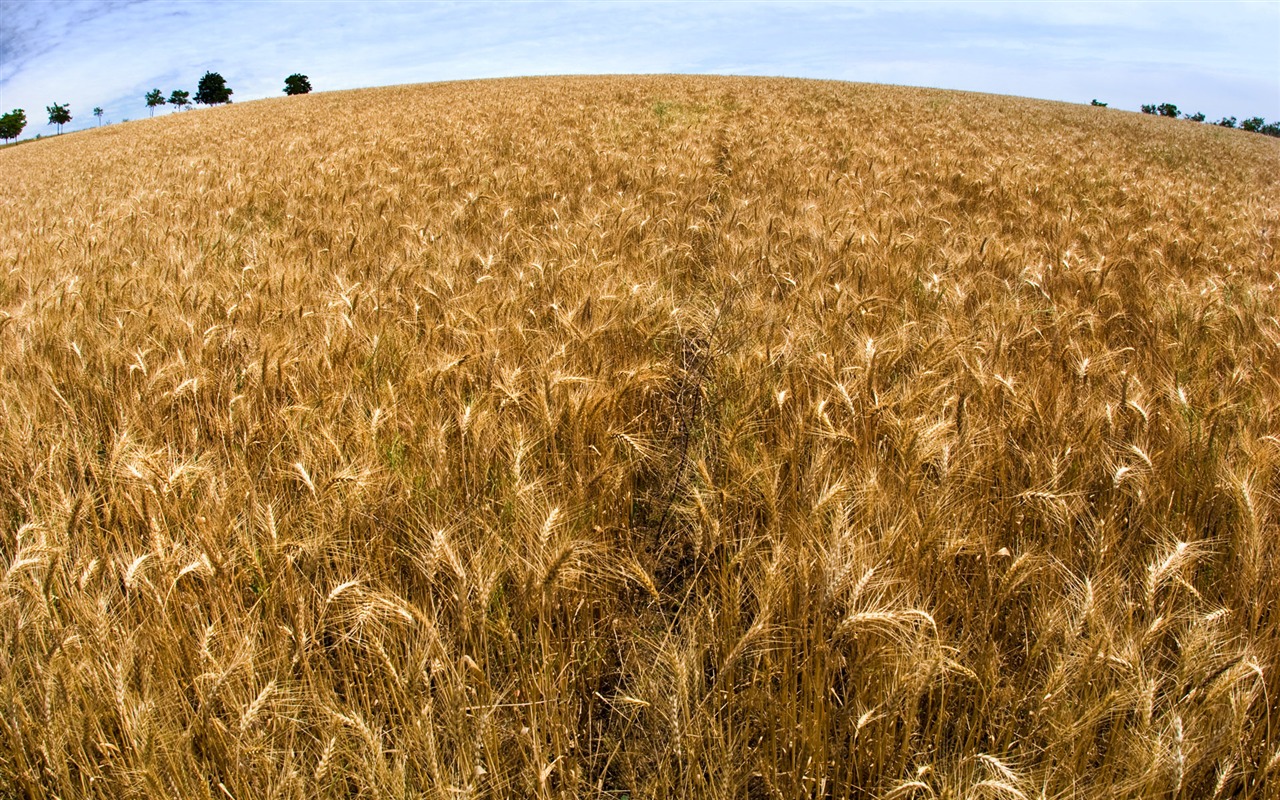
[47,103,71,134]
[1216,116,1236,128]
[168,89,191,111]
[194,72,233,105]
[145,89,166,117]
[1240,117,1265,133]
[1090,99,1107,107]
[1184,111,1205,122]
[94,106,104,126]
[1141,104,1157,114]
[0,109,27,143]
[1157,102,1179,118]
[284,73,312,95]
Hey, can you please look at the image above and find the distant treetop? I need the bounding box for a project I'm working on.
[195,72,233,105]
[284,74,312,95]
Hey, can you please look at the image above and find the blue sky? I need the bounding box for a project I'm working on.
[1,0,1278,137]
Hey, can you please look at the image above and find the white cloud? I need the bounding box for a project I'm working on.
[1,0,1276,137]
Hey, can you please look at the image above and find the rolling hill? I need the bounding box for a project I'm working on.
[2,75,1279,799]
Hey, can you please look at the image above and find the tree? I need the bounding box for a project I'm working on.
[0,109,26,143]
[1157,103,1179,118]
[169,89,191,112]
[284,73,312,95]
[1141,104,1157,115]
[1261,121,1280,138]
[47,103,71,134]
[1184,111,1205,122]
[1240,117,1266,133]
[1090,99,1107,107]
[194,72,233,105]
[94,106,104,126]
[145,89,166,117]
[1216,116,1236,128]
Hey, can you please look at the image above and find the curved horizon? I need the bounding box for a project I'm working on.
[2,0,1277,142]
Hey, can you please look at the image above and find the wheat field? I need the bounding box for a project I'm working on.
[1,75,1279,799]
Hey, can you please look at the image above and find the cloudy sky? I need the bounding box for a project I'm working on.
[2,0,1278,137]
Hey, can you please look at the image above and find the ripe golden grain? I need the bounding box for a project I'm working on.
[1,75,1278,798]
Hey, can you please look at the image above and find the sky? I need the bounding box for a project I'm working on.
[1,0,1278,138]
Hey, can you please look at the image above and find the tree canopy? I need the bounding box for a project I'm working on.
[47,103,71,134]
[195,72,233,105]
[169,89,191,111]
[145,89,166,117]
[0,109,26,142]
[284,74,312,95]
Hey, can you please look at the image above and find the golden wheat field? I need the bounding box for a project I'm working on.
[2,75,1279,799]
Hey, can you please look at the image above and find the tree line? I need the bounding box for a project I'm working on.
[0,72,311,143]
[1110,99,1280,137]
